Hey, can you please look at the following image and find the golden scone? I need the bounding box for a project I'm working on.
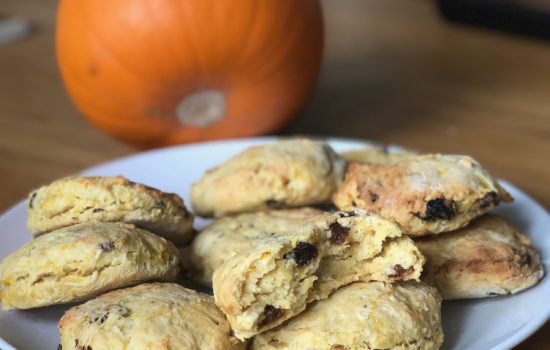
[190,139,346,217]
[332,154,512,236]
[0,222,180,310]
[341,146,417,164]
[59,283,245,350]
[416,214,544,299]
[251,281,443,350]
[191,208,323,286]
[212,210,425,339]
[27,176,194,245]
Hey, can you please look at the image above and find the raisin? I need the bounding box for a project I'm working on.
[29,192,37,209]
[285,242,318,266]
[329,222,349,245]
[387,264,413,279]
[265,199,285,208]
[426,198,456,220]
[58,345,62,350]
[258,305,282,327]
[514,248,532,267]
[154,200,166,211]
[369,191,379,203]
[479,191,498,208]
[99,312,109,324]
[413,198,456,221]
[99,241,115,252]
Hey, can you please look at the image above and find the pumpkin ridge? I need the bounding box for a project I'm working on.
[236,0,260,67]
[74,1,146,82]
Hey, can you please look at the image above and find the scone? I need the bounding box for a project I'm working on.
[251,281,443,350]
[341,146,417,164]
[0,222,180,310]
[191,208,323,286]
[27,176,194,245]
[332,154,512,236]
[416,214,544,299]
[190,139,346,217]
[212,210,425,339]
[59,283,245,350]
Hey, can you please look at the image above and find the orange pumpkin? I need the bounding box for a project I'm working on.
[56,0,323,148]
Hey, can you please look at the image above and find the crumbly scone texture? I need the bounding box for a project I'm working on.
[416,214,544,299]
[332,154,513,236]
[251,281,443,350]
[212,210,425,339]
[0,222,180,310]
[341,146,417,164]
[190,139,346,217]
[191,208,323,286]
[27,176,194,245]
[59,283,245,350]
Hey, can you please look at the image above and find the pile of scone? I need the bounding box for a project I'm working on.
[0,138,544,350]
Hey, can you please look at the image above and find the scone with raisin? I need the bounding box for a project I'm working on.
[333,154,512,236]
[27,176,194,245]
[190,139,346,217]
[251,281,443,350]
[191,207,323,286]
[0,222,180,310]
[416,214,544,299]
[212,210,425,339]
[59,283,245,350]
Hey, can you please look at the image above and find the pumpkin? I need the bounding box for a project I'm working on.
[56,0,323,148]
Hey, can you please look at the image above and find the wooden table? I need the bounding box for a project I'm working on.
[1,0,549,348]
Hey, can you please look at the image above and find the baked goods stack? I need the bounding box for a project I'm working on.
[336,147,544,300]
[0,138,544,349]
[190,138,543,349]
[0,176,245,349]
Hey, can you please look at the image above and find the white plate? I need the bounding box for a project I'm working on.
[0,137,548,350]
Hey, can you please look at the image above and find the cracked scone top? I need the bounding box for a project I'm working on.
[416,214,544,299]
[332,154,512,236]
[58,283,245,350]
[0,222,180,310]
[27,176,194,245]
[211,210,425,339]
[190,139,346,217]
[251,281,443,350]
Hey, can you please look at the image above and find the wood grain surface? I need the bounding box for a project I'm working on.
[0,0,549,348]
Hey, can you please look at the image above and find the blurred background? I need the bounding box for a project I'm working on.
[1,0,549,347]
[2,0,550,210]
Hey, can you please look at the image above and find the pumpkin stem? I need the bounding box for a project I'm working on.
[176,89,226,128]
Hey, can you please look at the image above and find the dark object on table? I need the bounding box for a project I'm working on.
[438,0,550,40]
[0,16,31,46]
